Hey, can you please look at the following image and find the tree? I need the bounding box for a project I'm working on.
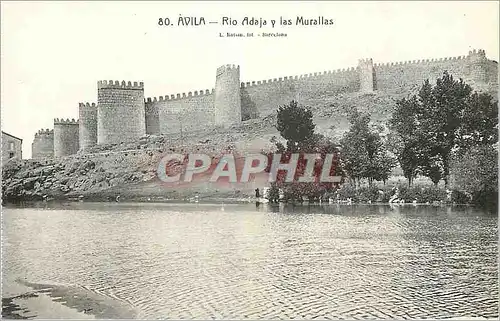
[276,100,315,151]
[450,145,498,209]
[390,72,498,186]
[340,108,395,187]
[388,96,426,186]
[265,100,343,202]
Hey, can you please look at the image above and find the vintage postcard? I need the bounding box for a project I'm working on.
[1,1,498,320]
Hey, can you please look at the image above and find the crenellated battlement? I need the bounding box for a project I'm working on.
[40,48,494,155]
[358,58,373,65]
[34,128,54,137]
[97,79,146,144]
[79,102,97,108]
[54,118,79,125]
[79,102,98,152]
[373,55,469,68]
[32,128,54,159]
[359,58,375,92]
[145,88,215,103]
[240,66,358,88]
[468,49,486,57]
[216,64,240,77]
[215,63,241,126]
[97,80,144,90]
[468,49,487,65]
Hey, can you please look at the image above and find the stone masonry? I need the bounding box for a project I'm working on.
[32,49,497,158]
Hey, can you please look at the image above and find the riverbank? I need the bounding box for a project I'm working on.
[2,198,473,210]
[1,138,494,209]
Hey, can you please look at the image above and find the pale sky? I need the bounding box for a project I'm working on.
[1,1,498,158]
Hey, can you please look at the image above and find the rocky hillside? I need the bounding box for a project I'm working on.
[1,118,281,202]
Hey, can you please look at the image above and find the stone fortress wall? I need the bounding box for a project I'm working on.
[373,49,497,90]
[214,64,242,127]
[53,118,79,157]
[31,129,54,159]
[79,103,97,151]
[31,49,497,159]
[146,89,216,135]
[144,49,497,132]
[97,81,146,145]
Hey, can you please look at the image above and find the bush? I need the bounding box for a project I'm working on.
[357,186,381,202]
[266,183,280,203]
[471,189,498,210]
[451,190,471,204]
[336,184,357,201]
[398,186,418,202]
[398,185,447,203]
[379,186,395,202]
[450,145,497,209]
[417,185,447,203]
[314,183,457,204]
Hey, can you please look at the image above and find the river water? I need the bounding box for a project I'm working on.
[2,203,498,319]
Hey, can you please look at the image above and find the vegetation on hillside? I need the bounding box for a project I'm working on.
[389,71,498,187]
[265,100,342,203]
[340,108,395,187]
[450,145,498,209]
[3,71,497,209]
[266,72,497,209]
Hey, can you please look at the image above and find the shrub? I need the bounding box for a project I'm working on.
[397,185,447,203]
[451,190,471,204]
[266,183,280,203]
[336,184,357,201]
[357,186,381,202]
[417,185,447,203]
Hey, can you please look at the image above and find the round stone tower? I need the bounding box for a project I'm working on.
[97,80,145,145]
[214,64,241,127]
[31,129,54,159]
[54,118,79,157]
[467,49,487,83]
[358,58,375,93]
[79,102,98,152]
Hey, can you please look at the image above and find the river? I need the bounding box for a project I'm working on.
[2,202,498,319]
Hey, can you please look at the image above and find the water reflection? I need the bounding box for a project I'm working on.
[2,203,497,319]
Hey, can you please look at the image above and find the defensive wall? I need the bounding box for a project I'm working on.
[32,129,54,159]
[32,48,497,159]
[214,64,242,127]
[145,89,215,135]
[372,49,496,90]
[54,118,79,157]
[97,80,146,145]
[79,102,97,151]
[143,49,497,137]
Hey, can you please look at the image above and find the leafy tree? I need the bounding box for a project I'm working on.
[450,145,498,209]
[340,108,395,187]
[388,96,425,186]
[265,100,343,202]
[390,71,498,186]
[458,91,498,150]
[276,100,315,151]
